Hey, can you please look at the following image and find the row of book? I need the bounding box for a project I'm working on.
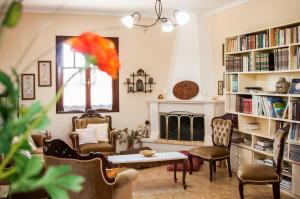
[255,53,274,71]
[281,176,292,191]
[290,144,300,162]
[226,75,238,92]
[272,26,300,47]
[240,33,269,51]
[236,95,252,114]
[296,46,300,69]
[226,38,238,53]
[290,123,300,141]
[291,101,300,121]
[274,48,289,71]
[254,140,273,153]
[225,55,252,72]
[252,96,288,119]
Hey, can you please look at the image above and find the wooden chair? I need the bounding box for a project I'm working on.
[43,139,138,199]
[237,126,289,199]
[189,115,233,181]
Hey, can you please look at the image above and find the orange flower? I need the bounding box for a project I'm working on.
[67,32,120,79]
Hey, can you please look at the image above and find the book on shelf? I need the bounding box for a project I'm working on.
[257,140,273,147]
[296,46,300,69]
[255,53,274,71]
[226,38,238,52]
[290,123,300,141]
[252,96,287,118]
[236,95,252,114]
[226,55,252,72]
[226,74,238,92]
[254,144,273,153]
[280,176,292,191]
[289,144,300,162]
[275,121,290,130]
[240,32,269,51]
[291,101,300,121]
[272,26,300,46]
[274,48,289,71]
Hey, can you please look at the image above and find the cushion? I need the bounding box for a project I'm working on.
[87,123,109,142]
[212,119,232,147]
[28,135,37,152]
[238,164,279,182]
[76,128,98,145]
[190,146,230,159]
[79,142,113,154]
[167,151,203,171]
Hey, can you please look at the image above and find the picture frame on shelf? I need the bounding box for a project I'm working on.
[21,74,35,100]
[38,61,51,87]
[289,79,300,94]
[218,81,224,95]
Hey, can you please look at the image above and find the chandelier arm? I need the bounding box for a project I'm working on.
[132,11,141,23]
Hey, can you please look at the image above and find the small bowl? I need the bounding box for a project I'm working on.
[139,150,156,157]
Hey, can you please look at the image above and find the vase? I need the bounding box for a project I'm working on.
[127,142,134,150]
[276,77,290,94]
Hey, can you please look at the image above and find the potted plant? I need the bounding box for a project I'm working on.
[117,125,148,150]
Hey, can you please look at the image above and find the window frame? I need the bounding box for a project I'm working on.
[56,36,119,114]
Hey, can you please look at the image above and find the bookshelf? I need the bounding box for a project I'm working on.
[225,21,300,196]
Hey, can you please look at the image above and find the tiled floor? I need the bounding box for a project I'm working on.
[133,163,296,199]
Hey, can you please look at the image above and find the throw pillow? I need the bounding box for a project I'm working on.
[87,123,109,142]
[76,128,98,145]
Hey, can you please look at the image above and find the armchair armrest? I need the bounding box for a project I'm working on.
[109,130,118,154]
[114,169,138,189]
[31,134,45,147]
[69,132,79,150]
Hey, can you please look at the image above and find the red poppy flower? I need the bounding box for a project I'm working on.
[67,32,120,79]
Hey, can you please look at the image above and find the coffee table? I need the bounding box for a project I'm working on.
[107,152,188,189]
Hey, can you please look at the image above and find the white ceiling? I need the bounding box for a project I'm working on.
[21,0,249,16]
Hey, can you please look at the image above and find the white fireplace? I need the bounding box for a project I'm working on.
[146,99,224,145]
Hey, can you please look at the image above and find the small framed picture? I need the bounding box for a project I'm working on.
[222,44,225,66]
[218,81,224,96]
[38,61,51,87]
[21,74,35,100]
[289,79,300,94]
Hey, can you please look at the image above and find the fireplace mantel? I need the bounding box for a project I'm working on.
[146,99,224,145]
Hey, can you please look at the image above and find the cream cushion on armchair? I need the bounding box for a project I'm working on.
[87,123,109,142]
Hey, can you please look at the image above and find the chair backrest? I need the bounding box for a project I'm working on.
[211,116,233,149]
[72,110,112,131]
[273,126,289,176]
[43,139,115,199]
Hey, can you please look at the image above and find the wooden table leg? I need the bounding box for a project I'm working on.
[188,154,193,175]
[174,163,177,183]
[182,159,187,189]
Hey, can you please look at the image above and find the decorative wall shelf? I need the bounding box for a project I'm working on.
[124,68,155,93]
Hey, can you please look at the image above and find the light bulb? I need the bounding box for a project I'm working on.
[162,21,174,32]
[175,11,190,25]
[121,15,134,29]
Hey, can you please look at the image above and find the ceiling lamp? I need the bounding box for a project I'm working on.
[121,0,190,32]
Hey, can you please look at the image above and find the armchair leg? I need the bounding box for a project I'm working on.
[227,157,232,177]
[213,161,217,172]
[239,180,244,199]
[209,159,213,182]
[273,182,280,199]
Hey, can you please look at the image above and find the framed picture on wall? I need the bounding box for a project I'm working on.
[21,74,35,100]
[38,61,52,87]
[218,81,224,96]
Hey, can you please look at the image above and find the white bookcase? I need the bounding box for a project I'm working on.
[225,21,300,197]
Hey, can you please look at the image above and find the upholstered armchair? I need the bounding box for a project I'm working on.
[43,139,138,199]
[189,115,233,182]
[237,126,289,199]
[69,110,117,155]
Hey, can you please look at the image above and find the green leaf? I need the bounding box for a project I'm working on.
[2,1,23,28]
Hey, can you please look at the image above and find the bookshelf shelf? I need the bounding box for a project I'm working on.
[225,21,300,197]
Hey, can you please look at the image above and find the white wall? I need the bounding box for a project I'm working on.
[0,13,175,144]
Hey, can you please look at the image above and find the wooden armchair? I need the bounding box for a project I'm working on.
[237,126,289,199]
[43,139,138,199]
[69,110,117,155]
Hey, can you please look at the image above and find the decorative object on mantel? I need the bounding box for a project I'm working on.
[121,0,190,32]
[158,94,164,99]
[289,79,300,94]
[21,74,35,100]
[276,77,290,94]
[217,81,224,96]
[124,68,155,93]
[116,125,148,150]
[38,60,51,87]
[173,80,199,100]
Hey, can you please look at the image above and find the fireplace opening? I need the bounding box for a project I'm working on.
[159,112,204,141]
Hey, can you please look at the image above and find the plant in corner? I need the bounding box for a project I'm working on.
[117,125,148,150]
[0,1,120,198]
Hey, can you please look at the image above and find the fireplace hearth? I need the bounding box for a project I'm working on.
[160,112,204,141]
